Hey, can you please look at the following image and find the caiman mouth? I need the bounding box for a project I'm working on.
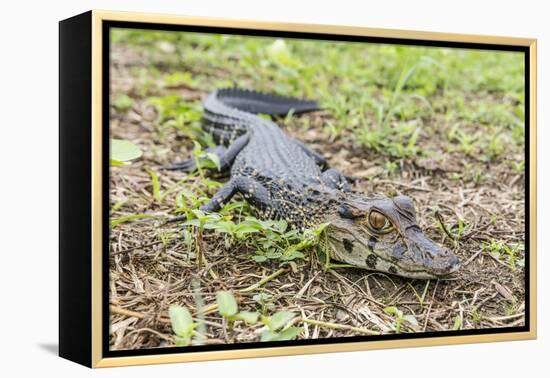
[355,236,461,277]
[328,235,460,279]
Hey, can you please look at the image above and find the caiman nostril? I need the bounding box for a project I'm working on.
[447,254,460,270]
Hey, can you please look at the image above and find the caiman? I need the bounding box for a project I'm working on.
[168,88,460,279]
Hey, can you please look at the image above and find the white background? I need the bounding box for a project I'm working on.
[0,0,546,376]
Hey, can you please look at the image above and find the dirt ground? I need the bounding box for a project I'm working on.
[108,39,526,350]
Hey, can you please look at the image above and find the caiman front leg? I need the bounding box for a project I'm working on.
[320,168,352,192]
[201,180,238,212]
[201,176,271,212]
[165,133,250,173]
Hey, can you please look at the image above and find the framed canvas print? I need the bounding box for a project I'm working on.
[59,10,537,368]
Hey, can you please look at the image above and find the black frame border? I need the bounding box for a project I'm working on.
[59,11,93,367]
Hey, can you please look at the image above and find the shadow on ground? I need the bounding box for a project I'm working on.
[38,343,58,356]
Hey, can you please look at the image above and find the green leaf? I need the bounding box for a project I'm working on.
[174,335,192,346]
[265,311,295,331]
[260,330,276,342]
[313,222,330,235]
[253,293,273,304]
[265,251,283,259]
[239,218,267,230]
[257,113,272,121]
[235,225,262,235]
[395,319,403,333]
[216,291,239,317]
[190,209,206,219]
[274,220,288,233]
[110,139,142,163]
[181,219,200,227]
[110,214,157,227]
[267,39,289,60]
[452,315,462,330]
[281,250,305,261]
[260,326,301,342]
[145,168,162,202]
[192,140,203,156]
[164,71,194,87]
[110,159,127,166]
[266,39,300,67]
[233,311,259,324]
[176,188,198,204]
[169,305,195,337]
[205,153,221,171]
[208,220,237,234]
[383,306,403,318]
[110,199,127,212]
[112,94,134,112]
[251,255,267,262]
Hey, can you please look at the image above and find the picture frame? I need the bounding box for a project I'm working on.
[59,10,537,368]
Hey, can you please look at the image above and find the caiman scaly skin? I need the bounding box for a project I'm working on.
[169,88,460,279]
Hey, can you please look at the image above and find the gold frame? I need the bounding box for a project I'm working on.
[90,9,537,368]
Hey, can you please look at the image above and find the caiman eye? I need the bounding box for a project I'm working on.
[368,210,391,231]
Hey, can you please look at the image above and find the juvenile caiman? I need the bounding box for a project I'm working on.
[169,88,460,279]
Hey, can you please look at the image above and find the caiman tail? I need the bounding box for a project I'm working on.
[212,88,320,116]
[202,88,320,146]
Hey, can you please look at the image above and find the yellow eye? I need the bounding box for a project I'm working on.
[368,211,389,230]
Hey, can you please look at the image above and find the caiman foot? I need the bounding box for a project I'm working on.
[321,168,352,192]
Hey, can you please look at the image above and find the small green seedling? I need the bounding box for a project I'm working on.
[485,240,524,270]
[253,293,275,315]
[454,130,478,156]
[163,71,195,88]
[452,314,463,331]
[216,291,260,326]
[511,160,525,174]
[486,132,505,160]
[407,281,430,308]
[169,305,196,346]
[471,309,483,326]
[183,209,224,268]
[260,311,301,341]
[145,167,162,203]
[385,161,398,175]
[110,139,142,166]
[112,93,134,112]
[434,211,467,247]
[383,306,419,333]
[266,39,301,68]
[110,213,157,227]
[192,141,221,178]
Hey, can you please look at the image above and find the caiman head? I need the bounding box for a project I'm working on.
[325,194,460,279]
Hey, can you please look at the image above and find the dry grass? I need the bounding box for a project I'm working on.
[108,38,525,351]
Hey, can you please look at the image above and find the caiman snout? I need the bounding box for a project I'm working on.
[405,227,461,276]
[432,247,461,275]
